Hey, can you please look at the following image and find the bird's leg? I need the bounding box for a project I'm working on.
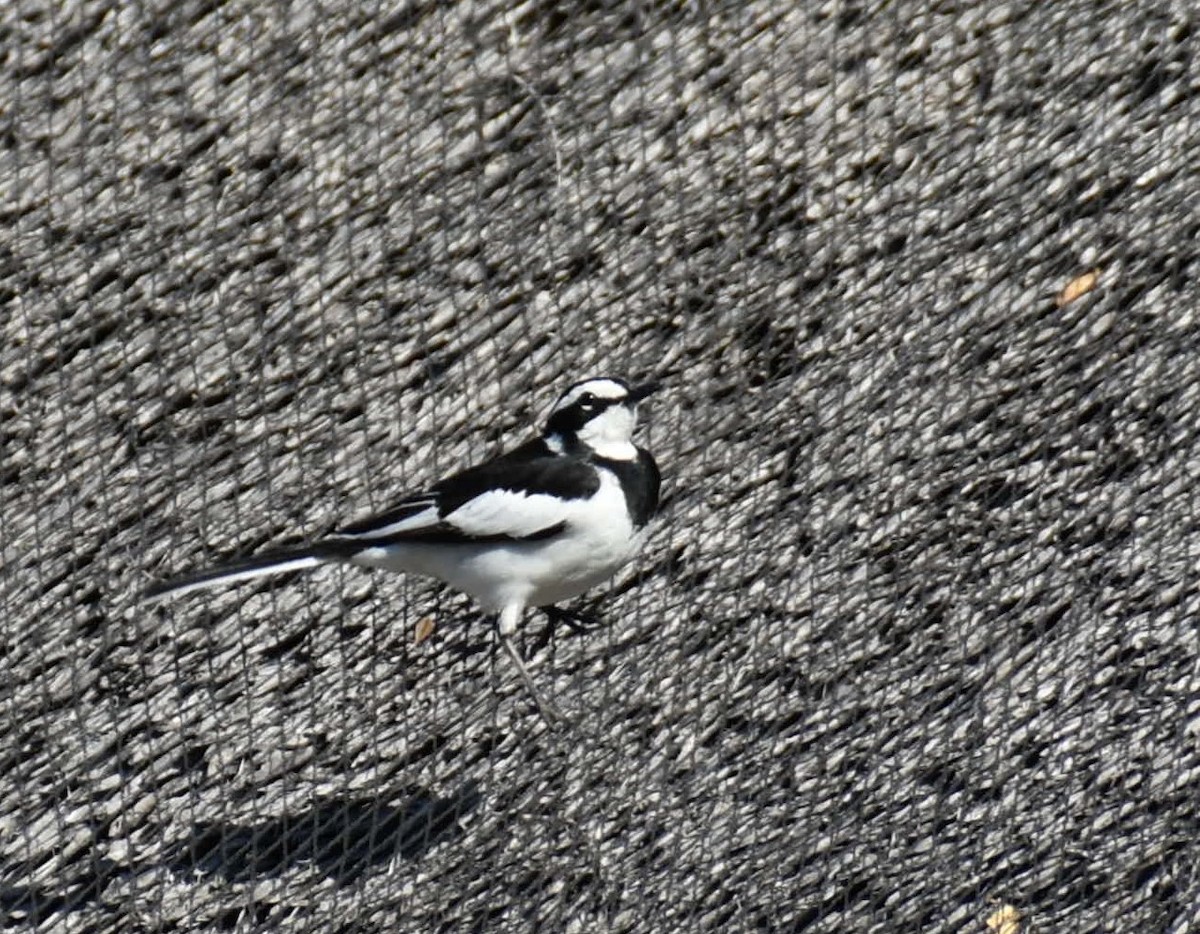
[542,604,604,634]
[499,636,566,727]
[497,606,566,727]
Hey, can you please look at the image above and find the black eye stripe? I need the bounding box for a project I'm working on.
[544,390,628,435]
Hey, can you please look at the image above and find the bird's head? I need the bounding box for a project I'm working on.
[543,376,658,460]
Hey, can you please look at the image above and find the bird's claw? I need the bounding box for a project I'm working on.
[543,605,605,634]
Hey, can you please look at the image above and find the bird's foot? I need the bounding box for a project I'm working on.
[542,605,605,635]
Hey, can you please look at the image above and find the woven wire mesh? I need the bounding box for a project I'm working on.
[4,0,1200,930]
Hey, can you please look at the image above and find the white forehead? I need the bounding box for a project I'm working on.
[553,378,629,410]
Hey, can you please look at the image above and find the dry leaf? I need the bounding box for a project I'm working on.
[1057,269,1100,306]
[986,904,1020,934]
[413,616,436,645]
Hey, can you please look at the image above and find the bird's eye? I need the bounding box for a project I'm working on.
[579,393,596,407]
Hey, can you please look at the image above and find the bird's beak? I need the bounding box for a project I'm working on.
[627,381,660,404]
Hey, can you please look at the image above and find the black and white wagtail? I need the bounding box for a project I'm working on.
[144,376,661,722]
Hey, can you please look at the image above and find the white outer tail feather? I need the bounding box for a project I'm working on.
[142,553,327,602]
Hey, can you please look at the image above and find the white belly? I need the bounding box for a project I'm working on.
[350,471,641,612]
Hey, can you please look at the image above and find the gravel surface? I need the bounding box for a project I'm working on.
[3,0,1199,930]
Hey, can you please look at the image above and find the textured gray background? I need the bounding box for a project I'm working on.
[3,0,1200,930]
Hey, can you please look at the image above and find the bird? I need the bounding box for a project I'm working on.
[143,376,662,723]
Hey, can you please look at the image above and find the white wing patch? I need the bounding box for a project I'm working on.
[444,489,572,539]
[346,503,440,539]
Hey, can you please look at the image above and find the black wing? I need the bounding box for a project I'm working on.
[331,438,599,547]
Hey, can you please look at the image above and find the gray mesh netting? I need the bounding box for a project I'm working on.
[4,0,1200,930]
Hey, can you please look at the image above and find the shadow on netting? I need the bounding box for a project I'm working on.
[0,784,481,927]
[166,783,482,884]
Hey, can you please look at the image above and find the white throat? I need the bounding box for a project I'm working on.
[576,406,638,461]
[584,439,638,461]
